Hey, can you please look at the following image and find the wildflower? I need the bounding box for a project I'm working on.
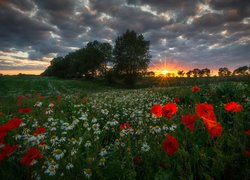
[20,147,42,166]
[34,127,46,135]
[0,144,19,161]
[224,102,243,112]
[196,103,216,121]
[34,102,42,107]
[99,148,108,156]
[19,107,32,113]
[192,86,201,92]
[84,168,92,178]
[133,156,143,166]
[84,141,92,148]
[119,122,132,130]
[245,130,250,135]
[203,118,223,139]
[151,104,162,117]
[153,126,161,133]
[246,151,250,157]
[99,157,106,166]
[181,114,196,132]
[109,119,118,126]
[66,163,74,170]
[53,149,64,160]
[0,112,4,116]
[162,134,179,156]
[141,142,150,152]
[162,103,178,119]
[174,97,180,103]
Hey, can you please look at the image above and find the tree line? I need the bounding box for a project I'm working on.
[42,30,150,86]
[176,66,250,77]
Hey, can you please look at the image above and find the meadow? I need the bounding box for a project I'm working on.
[0,75,249,179]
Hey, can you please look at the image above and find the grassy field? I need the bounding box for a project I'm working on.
[0,75,249,179]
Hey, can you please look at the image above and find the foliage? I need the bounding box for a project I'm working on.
[113,30,151,87]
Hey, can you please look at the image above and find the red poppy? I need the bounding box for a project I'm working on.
[0,118,22,133]
[162,103,178,119]
[0,132,7,144]
[58,95,61,100]
[20,147,43,166]
[245,130,250,135]
[119,123,132,130]
[196,103,216,121]
[162,134,179,156]
[181,114,196,132]
[0,144,19,161]
[19,108,32,113]
[246,151,250,157]
[192,86,201,92]
[224,102,243,112]
[151,104,162,117]
[133,156,143,166]
[174,97,180,103]
[0,112,4,116]
[8,118,23,129]
[34,127,46,135]
[203,118,223,139]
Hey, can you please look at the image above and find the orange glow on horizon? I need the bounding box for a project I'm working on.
[0,70,44,75]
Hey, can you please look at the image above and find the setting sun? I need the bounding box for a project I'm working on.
[161,70,168,75]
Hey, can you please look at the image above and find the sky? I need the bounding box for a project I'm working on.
[0,0,250,75]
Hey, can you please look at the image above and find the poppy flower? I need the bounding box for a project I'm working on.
[0,118,22,133]
[0,112,4,116]
[246,151,250,157]
[8,118,23,129]
[133,156,143,166]
[203,118,223,139]
[192,86,201,92]
[58,95,61,100]
[19,108,32,113]
[119,123,132,130]
[174,97,180,103]
[245,130,250,135]
[0,132,7,144]
[196,103,216,121]
[0,144,19,161]
[20,147,42,166]
[162,134,179,156]
[162,103,178,119]
[224,102,243,112]
[151,104,162,117]
[181,114,196,132]
[34,127,46,135]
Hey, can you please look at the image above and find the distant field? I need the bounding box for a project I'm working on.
[0,75,113,97]
[0,75,249,179]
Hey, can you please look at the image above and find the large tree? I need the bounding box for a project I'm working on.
[113,30,151,86]
[218,67,231,76]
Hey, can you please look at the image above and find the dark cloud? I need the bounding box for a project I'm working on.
[0,0,249,72]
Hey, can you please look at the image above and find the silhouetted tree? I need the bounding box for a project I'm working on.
[192,68,200,77]
[177,70,185,77]
[186,70,192,78]
[202,68,211,77]
[233,66,249,75]
[218,67,231,76]
[113,30,151,87]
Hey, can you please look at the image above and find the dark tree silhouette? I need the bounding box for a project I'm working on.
[177,70,185,77]
[113,30,151,87]
[218,67,231,76]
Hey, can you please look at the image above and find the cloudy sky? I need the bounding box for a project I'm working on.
[0,0,250,74]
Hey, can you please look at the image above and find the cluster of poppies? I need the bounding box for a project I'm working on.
[0,117,44,166]
[151,86,244,156]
